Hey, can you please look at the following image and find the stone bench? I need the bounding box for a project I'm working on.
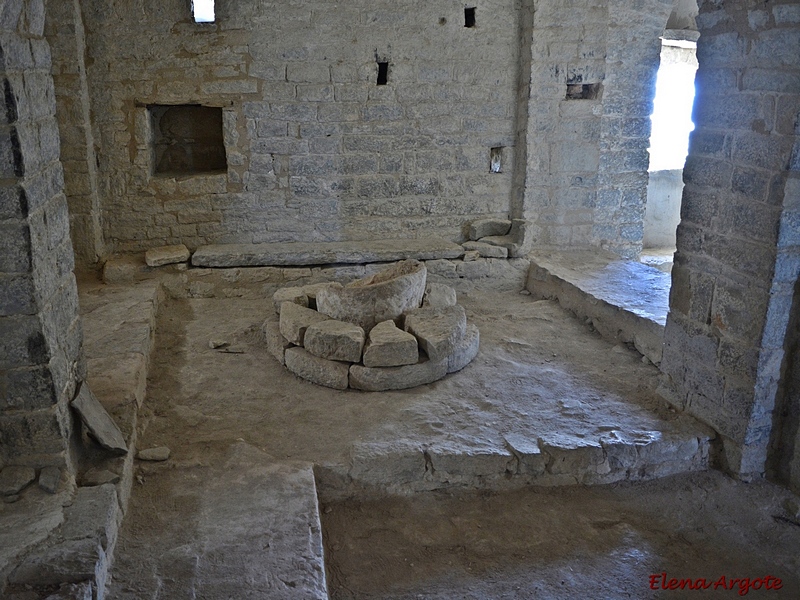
[191,238,464,267]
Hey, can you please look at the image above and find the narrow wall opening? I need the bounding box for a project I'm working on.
[641,34,698,272]
[149,105,227,176]
[192,0,215,23]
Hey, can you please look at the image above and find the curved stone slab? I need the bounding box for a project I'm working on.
[285,347,349,390]
[447,324,480,373]
[349,358,448,392]
[403,304,467,362]
[279,302,330,345]
[316,260,427,331]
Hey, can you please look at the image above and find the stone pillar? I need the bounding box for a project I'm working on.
[660,0,800,477]
[0,0,83,474]
[44,0,105,267]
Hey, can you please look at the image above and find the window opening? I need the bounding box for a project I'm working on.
[192,0,215,23]
[464,7,476,27]
[377,62,389,85]
[490,147,503,173]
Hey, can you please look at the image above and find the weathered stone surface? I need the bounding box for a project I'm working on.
[463,250,480,261]
[404,304,467,362]
[272,286,308,314]
[349,357,448,391]
[71,384,127,455]
[0,465,36,496]
[301,282,343,309]
[38,466,62,494]
[480,234,515,251]
[263,319,292,365]
[279,302,330,345]
[447,324,480,373]
[285,347,349,390]
[480,220,533,258]
[422,282,457,308]
[137,446,171,461]
[503,433,547,476]
[363,320,419,368]
[469,218,512,240]
[462,240,509,258]
[192,239,464,267]
[61,484,119,548]
[9,538,104,586]
[144,244,190,267]
[316,259,427,331]
[44,582,93,600]
[304,320,365,363]
[82,469,120,487]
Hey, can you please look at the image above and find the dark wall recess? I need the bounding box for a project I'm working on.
[377,62,389,85]
[465,7,476,27]
[150,104,226,175]
[565,82,602,100]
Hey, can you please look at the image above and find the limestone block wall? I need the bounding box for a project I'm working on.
[44,0,104,267]
[518,0,674,258]
[0,0,83,473]
[76,0,519,255]
[660,0,800,477]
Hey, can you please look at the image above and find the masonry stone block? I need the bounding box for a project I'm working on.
[304,319,365,363]
[284,346,349,390]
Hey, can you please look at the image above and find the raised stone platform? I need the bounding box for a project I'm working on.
[526,249,670,365]
[192,238,465,268]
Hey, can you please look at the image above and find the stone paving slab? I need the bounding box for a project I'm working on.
[191,238,464,267]
[527,249,670,364]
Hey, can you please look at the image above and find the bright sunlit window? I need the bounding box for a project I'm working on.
[648,39,697,172]
[192,0,215,23]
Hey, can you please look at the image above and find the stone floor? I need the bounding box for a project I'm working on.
[103,285,725,598]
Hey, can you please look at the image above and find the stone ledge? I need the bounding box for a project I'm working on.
[191,238,465,267]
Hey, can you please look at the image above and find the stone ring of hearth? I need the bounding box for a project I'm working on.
[264,260,480,391]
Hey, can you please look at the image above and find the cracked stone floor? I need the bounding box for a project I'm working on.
[104,289,800,598]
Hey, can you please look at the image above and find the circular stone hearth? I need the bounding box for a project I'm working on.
[265,260,480,391]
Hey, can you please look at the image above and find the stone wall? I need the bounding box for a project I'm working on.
[76,0,520,255]
[660,0,800,477]
[518,0,675,258]
[0,0,82,473]
[44,0,104,266]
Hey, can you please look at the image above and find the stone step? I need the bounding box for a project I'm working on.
[526,249,670,365]
[191,238,464,267]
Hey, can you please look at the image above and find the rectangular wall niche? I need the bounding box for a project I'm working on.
[149,105,226,175]
[565,82,602,100]
[490,147,503,173]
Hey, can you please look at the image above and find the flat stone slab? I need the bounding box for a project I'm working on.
[0,466,36,496]
[279,302,330,345]
[304,319,365,363]
[38,466,62,494]
[137,446,171,461]
[462,240,509,258]
[144,244,190,267]
[363,320,419,368]
[285,347,350,390]
[9,538,104,586]
[61,484,119,548]
[470,218,511,240]
[447,323,480,373]
[423,282,457,308]
[404,304,467,362]
[263,320,292,365]
[272,287,308,314]
[71,384,128,455]
[192,238,464,267]
[349,357,448,391]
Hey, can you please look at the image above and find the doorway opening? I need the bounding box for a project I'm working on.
[642,33,698,273]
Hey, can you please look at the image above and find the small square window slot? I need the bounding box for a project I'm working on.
[192,0,215,23]
[377,62,389,85]
[565,82,601,100]
[465,7,476,28]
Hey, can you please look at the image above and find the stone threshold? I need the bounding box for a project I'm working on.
[1,281,161,600]
[191,238,465,268]
[526,248,671,365]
